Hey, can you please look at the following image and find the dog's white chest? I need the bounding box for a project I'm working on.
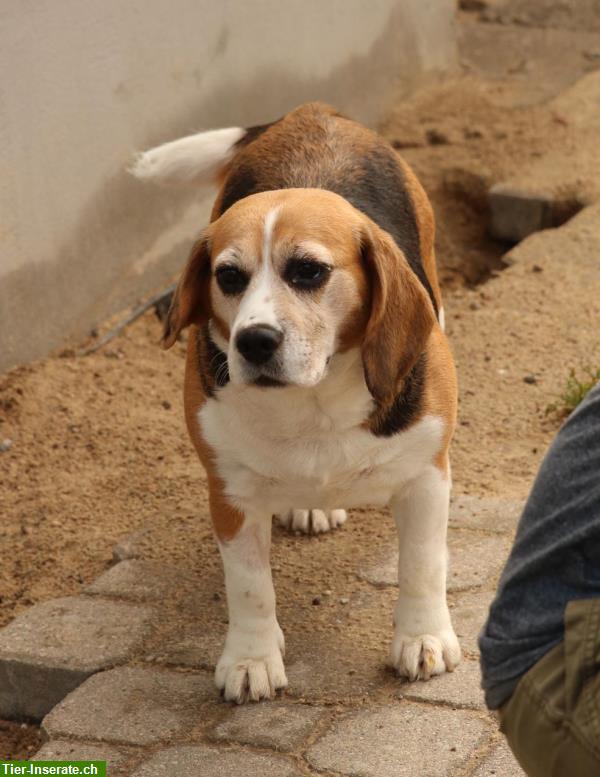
[199,351,444,515]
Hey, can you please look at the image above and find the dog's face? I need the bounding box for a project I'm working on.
[163,188,435,402]
[209,189,369,387]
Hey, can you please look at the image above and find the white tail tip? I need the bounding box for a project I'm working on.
[129,126,246,185]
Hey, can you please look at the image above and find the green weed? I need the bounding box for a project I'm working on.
[547,367,600,417]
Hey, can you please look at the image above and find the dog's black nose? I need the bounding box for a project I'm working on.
[236,325,283,365]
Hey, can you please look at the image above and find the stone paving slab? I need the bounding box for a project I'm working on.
[0,597,153,719]
[449,496,524,534]
[452,590,495,655]
[130,745,302,777]
[400,657,485,710]
[306,702,490,777]
[43,666,217,746]
[210,700,327,751]
[473,739,526,776]
[358,532,510,592]
[32,740,128,774]
[151,622,223,671]
[285,626,390,702]
[86,560,192,603]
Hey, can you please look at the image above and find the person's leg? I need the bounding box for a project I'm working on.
[499,598,600,777]
[480,384,600,709]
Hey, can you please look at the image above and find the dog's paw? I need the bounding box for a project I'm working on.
[215,625,287,703]
[391,628,461,681]
[275,508,347,534]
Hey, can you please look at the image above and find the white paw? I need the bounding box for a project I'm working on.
[275,508,347,534]
[391,602,461,681]
[391,630,461,681]
[215,624,287,703]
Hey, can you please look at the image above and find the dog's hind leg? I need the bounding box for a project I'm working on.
[275,508,347,534]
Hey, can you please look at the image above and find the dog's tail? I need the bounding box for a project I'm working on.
[129,126,247,186]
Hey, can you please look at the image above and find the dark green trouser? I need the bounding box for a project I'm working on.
[499,599,600,777]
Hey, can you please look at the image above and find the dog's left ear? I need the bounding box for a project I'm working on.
[162,232,212,349]
[360,221,436,404]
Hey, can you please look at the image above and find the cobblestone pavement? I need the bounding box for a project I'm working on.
[1,496,526,776]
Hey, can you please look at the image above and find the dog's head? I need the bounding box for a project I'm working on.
[163,188,436,402]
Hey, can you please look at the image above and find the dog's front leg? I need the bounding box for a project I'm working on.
[390,467,461,681]
[212,505,287,703]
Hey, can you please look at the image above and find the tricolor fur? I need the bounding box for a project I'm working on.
[133,103,460,703]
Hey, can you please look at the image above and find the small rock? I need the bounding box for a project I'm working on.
[323,590,333,597]
[161,400,171,410]
[339,597,350,605]
[391,138,423,150]
[0,439,13,453]
[459,0,487,10]
[312,597,321,606]
[523,375,537,385]
[425,128,449,146]
[532,264,543,273]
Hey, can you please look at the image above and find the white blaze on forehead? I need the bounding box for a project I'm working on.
[262,206,281,264]
[233,206,282,334]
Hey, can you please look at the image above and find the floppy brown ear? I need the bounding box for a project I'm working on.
[360,221,436,404]
[162,233,212,349]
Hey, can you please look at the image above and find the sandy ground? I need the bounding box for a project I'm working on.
[2,2,600,759]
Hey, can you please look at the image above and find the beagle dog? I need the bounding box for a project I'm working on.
[132,102,460,703]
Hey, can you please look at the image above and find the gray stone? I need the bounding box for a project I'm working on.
[286,654,386,702]
[285,624,389,702]
[131,745,301,777]
[474,740,526,776]
[32,740,128,773]
[402,657,485,709]
[86,559,191,603]
[449,496,524,534]
[43,666,216,745]
[448,533,512,591]
[452,590,495,655]
[0,597,153,719]
[211,700,326,751]
[358,533,509,592]
[155,623,223,671]
[489,184,554,242]
[306,703,490,776]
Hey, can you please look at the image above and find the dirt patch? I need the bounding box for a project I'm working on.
[0,720,42,760]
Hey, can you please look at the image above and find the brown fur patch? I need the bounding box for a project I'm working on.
[184,325,244,541]
[422,327,458,473]
[398,158,443,313]
[162,235,213,349]
[360,219,437,404]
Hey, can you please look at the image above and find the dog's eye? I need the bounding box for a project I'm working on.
[215,265,249,296]
[285,259,331,291]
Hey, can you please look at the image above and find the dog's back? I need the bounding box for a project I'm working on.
[133,102,441,318]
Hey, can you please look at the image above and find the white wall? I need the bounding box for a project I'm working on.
[0,0,456,371]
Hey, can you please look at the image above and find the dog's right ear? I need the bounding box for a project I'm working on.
[162,233,212,349]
